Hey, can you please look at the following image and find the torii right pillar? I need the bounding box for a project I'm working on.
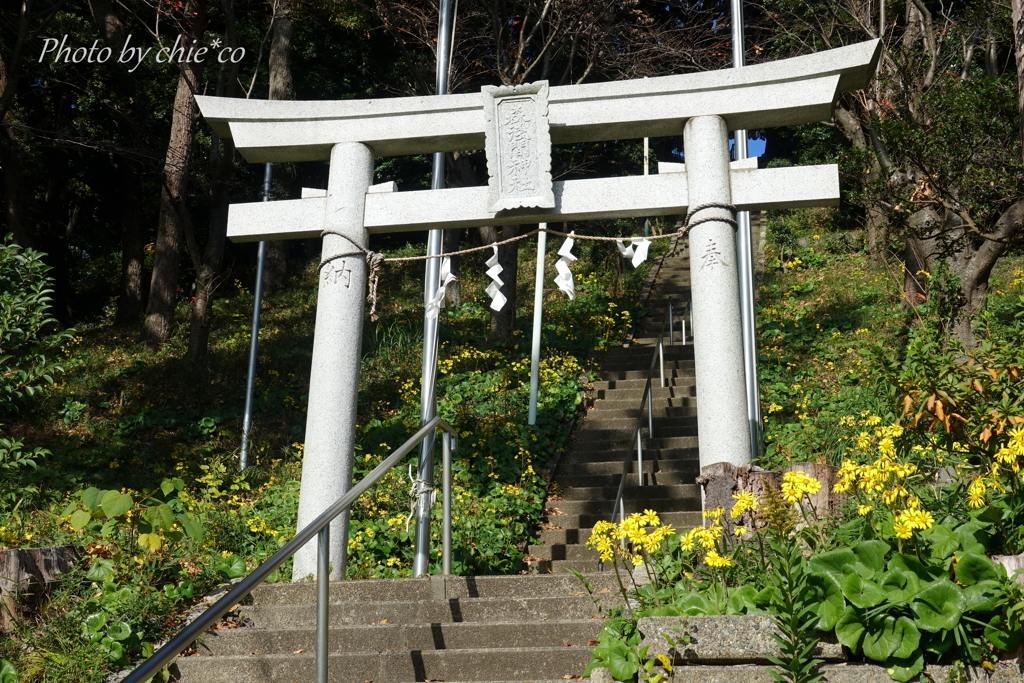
[684,116,752,470]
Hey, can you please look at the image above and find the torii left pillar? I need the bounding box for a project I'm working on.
[292,142,373,580]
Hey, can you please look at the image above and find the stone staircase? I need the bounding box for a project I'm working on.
[528,241,703,574]
[173,573,623,683]
[172,235,719,682]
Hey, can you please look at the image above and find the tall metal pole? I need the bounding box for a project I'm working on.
[240,162,273,468]
[528,224,547,425]
[731,0,763,463]
[643,138,650,237]
[413,0,455,578]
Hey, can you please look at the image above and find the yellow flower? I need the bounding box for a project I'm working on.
[704,550,732,568]
[702,506,724,520]
[733,526,747,537]
[857,505,872,516]
[730,491,758,518]
[894,521,914,539]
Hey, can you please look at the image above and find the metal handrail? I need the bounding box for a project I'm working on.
[122,416,457,683]
[600,301,689,568]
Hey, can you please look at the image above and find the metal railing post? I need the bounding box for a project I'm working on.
[316,526,330,683]
[647,387,653,436]
[658,335,665,388]
[668,300,675,346]
[442,432,452,576]
[682,303,688,346]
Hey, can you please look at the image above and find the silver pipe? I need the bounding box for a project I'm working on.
[528,225,548,425]
[668,299,674,346]
[442,432,452,575]
[414,0,456,577]
[647,386,653,436]
[732,0,762,464]
[636,426,643,488]
[682,305,687,346]
[658,335,665,388]
[316,526,329,683]
[240,163,273,468]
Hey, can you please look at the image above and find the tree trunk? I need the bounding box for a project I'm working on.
[262,0,294,292]
[117,162,145,322]
[0,118,28,248]
[834,103,889,267]
[1013,0,1024,161]
[142,1,206,346]
[187,0,238,360]
[0,546,77,632]
[479,225,521,342]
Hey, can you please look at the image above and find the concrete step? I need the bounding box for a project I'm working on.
[250,574,620,606]
[597,360,694,373]
[556,457,698,476]
[595,368,694,381]
[528,543,601,562]
[589,377,694,391]
[544,494,701,518]
[581,404,698,420]
[539,510,702,532]
[240,596,606,629]
[574,417,696,435]
[174,645,595,683]
[556,469,697,488]
[191,619,606,656]
[529,559,627,575]
[562,436,699,454]
[586,386,696,402]
[552,483,696,501]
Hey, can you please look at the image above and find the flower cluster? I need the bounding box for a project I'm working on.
[587,510,674,565]
[780,470,822,504]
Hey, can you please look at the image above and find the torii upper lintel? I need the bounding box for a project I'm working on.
[195,40,881,163]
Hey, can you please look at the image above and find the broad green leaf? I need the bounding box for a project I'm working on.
[100,637,124,662]
[100,490,133,519]
[912,581,965,632]
[809,548,857,581]
[985,614,1024,652]
[144,503,175,530]
[956,520,992,555]
[726,585,762,615]
[851,540,889,579]
[176,514,205,543]
[835,609,866,652]
[880,567,920,604]
[607,648,639,681]
[807,572,845,630]
[963,580,1002,613]
[888,554,943,583]
[644,604,683,617]
[82,487,103,511]
[841,573,886,609]
[672,592,714,615]
[862,615,900,662]
[885,650,925,682]
[86,558,114,582]
[216,554,247,579]
[0,660,17,683]
[84,612,107,633]
[892,617,921,659]
[69,509,92,531]
[138,532,162,552]
[752,586,781,611]
[922,524,959,559]
[955,552,1003,586]
[106,622,131,641]
[160,479,176,496]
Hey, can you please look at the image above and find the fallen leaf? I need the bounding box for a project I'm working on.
[379,619,389,625]
[588,640,599,646]
[292,649,304,654]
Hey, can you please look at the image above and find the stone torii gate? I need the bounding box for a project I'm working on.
[195,40,881,580]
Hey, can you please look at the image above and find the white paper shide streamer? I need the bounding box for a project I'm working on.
[425,256,457,320]
[616,237,652,269]
[485,244,506,311]
[554,231,577,299]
